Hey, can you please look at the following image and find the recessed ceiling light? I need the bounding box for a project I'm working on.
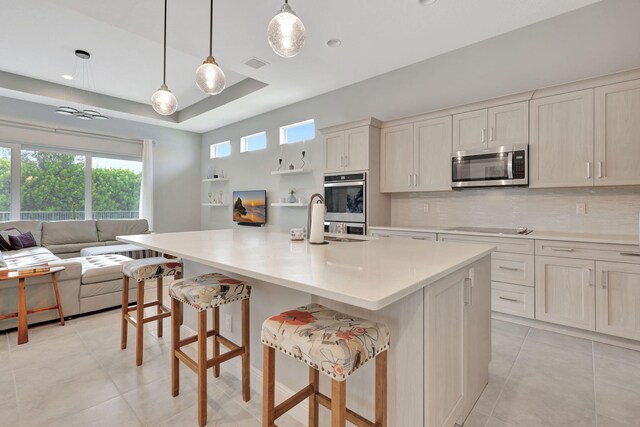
[419,0,437,4]
[61,74,74,80]
[326,39,342,48]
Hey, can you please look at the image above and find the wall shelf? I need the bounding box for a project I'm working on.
[270,168,311,176]
[202,178,229,182]
[202,203,229,207]
[270,203,306,207]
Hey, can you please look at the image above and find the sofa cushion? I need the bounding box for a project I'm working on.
[2,247,61,269]
[65,254,132,284]
[0,228,21,251]
[42,220,98,246]
[8,232,37,250]
[0,221,43,246]
[80,278,139,299]
[96,219,149,242]
[2,246,59,261]
[45,241,106,255]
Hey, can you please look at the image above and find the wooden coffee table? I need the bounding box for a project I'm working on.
[0,266,65,345]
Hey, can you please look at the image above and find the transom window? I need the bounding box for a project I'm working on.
[240,132,267,153]
[280,119,315,145]
[210,141,231,159]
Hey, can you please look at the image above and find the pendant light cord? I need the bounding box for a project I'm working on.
[209,0,213,56]
[163,0,167,84]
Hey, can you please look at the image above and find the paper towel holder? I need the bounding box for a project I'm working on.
[307,193,327,245]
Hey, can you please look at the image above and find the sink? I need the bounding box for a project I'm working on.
[324,236,366,243]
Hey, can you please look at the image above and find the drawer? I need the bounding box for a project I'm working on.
[492,253,534,287]
[369,229,437,241]
[438,233,534,254]
[536,240,640,264]
[491,282,535,319]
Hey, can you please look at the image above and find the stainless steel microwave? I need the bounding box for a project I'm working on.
[451,145,528,188]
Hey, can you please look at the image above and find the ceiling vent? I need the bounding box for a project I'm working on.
[243,57,269,70]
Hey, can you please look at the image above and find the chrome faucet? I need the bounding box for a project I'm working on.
[307,193,325,239]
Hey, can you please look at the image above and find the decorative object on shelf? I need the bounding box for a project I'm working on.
[151,0,178,115]
[207,165,214,179]
[290,228,305,241]
[287,188,297,203]
[300,150,306,169]
[55,50,108,120]
[289,163,294,170]
[208,192,213,203]
[220,169,225,179]
[267,0,306,58]
[195,0,226,95]
[218,190,224,205]
[277,158,283,171]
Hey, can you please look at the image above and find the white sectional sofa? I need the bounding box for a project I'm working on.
[0,219,152,331]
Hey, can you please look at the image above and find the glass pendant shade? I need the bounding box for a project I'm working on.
[195,57,226,95]
[151,84,178,115]
[268,3,306,58]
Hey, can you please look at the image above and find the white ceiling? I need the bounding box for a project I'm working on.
[0,0,601,133]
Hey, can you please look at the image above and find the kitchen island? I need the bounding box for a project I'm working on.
[119,228,494,427]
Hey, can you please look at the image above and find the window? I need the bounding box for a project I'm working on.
[92,157,142,219]
[0,147,10,221]
[20,150,86,220]
[280,119,315,145]
[240,132,267,153]
[210,141,231,159]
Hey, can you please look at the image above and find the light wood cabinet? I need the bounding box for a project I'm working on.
[368,228,437,241]
[596,261,640,341]
[529,89,594,188]
[453,102,528,151]
[491,282,535,319]
[595,79,640,186]
[535,256,596,331]
[322,125,371,173]
[453,109,488,151]
[380,124,414,192]
[323,131,345,173]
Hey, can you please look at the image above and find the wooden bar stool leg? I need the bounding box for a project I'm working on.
[51,272,65,326]
[136,280,145,366]
[17,278,28,345]
[212,306,220,378]
[241,298,250,402]
[331,379,346,427]
[197,310,208,427]
[375,351,388,427]
[121,276,129,350]
[262,346,276,427]
[309,367,320,427]
[156,277,164,337]
[171,298,181,397]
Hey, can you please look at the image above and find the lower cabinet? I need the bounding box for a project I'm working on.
[596,261,640,341]
[491,282,535,319]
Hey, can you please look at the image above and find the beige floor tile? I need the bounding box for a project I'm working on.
[0,332,8,351]
[462,409,489,427]
[525,328,592,355]
[597,414,636,427]
[595,354,640,392]
[155,398,261,427]
[0,397,20,426]
[472,373,507,417]
[9,333,86,371]
[595,381,640,426]
[105,350,172,394]
[44,396,143,427]
[485,417,516,427]
[492,319,530,342]
[594,342,640,366]
[7,321,76,347]
[0,373,16,404]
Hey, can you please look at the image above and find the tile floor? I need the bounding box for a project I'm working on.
[1,307,639,426]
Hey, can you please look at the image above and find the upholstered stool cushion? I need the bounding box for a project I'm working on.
[169,273,251,311]
[261,304,390,381]
[121,257,182,281]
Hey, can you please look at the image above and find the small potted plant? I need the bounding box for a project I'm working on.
[287,188,297,204]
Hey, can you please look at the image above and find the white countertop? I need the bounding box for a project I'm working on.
[118,228,494,310]
[368,225,639,246]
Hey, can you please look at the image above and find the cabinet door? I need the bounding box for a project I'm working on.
[596,262,640,341]
[344,126,369,172]
[323,131,345,173]
[453,109,487,151]
[414,116,453,192]
[529,89,594,188]
[594,80,640,186]
[535,256,595,330]
[487,102,529,148]
[380,124,414,192]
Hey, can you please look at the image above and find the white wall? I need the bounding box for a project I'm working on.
[201,0,640,232]
[0,96,201,233]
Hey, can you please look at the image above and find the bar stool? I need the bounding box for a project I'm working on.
[169,273,251,427]
[121,257,183,366]
[261,304,390,427]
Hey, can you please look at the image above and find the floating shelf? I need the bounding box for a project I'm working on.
[202,178,229,182]
[202,203,229,207]
[270,168,311,176]
[270,203,306,207]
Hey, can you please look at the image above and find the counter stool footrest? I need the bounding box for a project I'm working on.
[206,347,244,368]
[124,313,138,327]
[316,393,375,427]
[126,300,166,312]
[26,305,59,315]
[274,385,315,420]
[178,330,217,347]
[175,349,199,372]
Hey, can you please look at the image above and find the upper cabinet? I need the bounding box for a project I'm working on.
[381,116,452,193]
[453,102,528,151]
[594,80,640,186]
[321,119,381,173]
[529,89,594,188]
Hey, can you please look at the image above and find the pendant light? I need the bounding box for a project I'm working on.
[195,0,226,95]
[267,0,306,58]
[56,50,108,120]
[151,0,178,115]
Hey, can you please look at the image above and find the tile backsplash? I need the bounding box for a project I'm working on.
[390,187,640,236]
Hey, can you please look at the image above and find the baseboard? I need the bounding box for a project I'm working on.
[492,312,640,352]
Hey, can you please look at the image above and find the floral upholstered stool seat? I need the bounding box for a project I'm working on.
[261,303,390,427]
[120,257,182,366]
[169,273,251,427]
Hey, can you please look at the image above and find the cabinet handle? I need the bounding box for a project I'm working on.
[481,129,486,143]
[411,237,429,240]
[464,278,473,306]
[601,270,608,289]
[376,234,390,238]
[550,247,575,252]
[408,174,412,187]
[498,296,519,302]
[345,156,349,167]
[598,161,603,178]
[413,174,418,186]
[619,252,640,257]
[490,127,495,142]
[498,266,519,271]
[585,268,594,287]
[586,162,592,179]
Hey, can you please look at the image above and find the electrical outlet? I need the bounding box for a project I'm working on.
[225,314,232,333]
[576,203,587,215]
[423,203,429,213]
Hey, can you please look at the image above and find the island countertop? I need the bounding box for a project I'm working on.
[118,228,494,310]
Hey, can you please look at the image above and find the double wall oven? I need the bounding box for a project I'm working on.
[323,173,366,235]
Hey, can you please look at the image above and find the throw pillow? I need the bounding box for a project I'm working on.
[9,232,37,250]
[0,228,21,251]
